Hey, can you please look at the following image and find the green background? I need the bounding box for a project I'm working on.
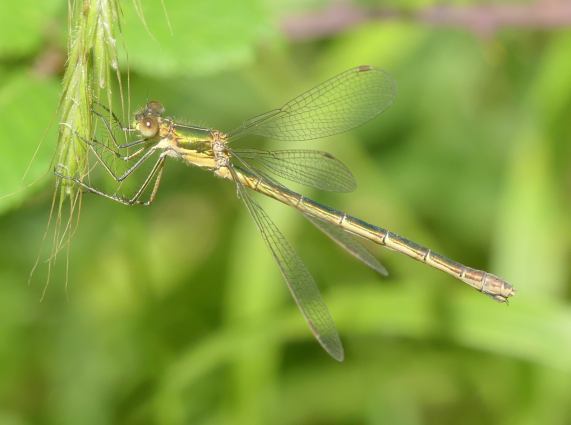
[1,0,571,424]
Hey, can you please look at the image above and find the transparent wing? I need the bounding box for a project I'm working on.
[228,65,396,142]
[232,148,356,192]
[230,166,344,361]
[305,215,388,276]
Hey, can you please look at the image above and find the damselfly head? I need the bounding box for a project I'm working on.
[134,101,165,139]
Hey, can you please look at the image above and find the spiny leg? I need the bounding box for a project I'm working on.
[63,116,147,159]
[68,102,146,164]
[91,102,151,150]
[60,121,146,161]
[90,145,156,183]
[125,154,166,205]
[138,157,165,206]
[91,108,148,151]
[54,154,167,206]
[92,101,134,134]
[61,123,154,182]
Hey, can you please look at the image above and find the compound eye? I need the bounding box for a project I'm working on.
[140,116,159,138]
[146,101,165,116]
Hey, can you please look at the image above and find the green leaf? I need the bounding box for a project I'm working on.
[0,72,59,213]
[531,32,571,124]
[121,0,277,78]
[0,0,63,58]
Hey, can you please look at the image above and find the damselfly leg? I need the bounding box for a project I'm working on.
[56,103,166,206]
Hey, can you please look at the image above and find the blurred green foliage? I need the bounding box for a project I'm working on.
[1,0,571,424]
